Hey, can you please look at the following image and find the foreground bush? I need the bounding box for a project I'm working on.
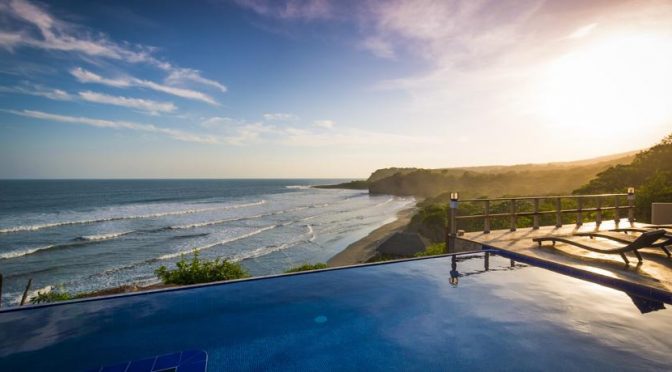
[30,289,73,304]
[155,251,249,285]
[415,242,446,257]
[284,262,328,273]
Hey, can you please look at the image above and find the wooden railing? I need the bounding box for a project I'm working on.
[446,189,636,252]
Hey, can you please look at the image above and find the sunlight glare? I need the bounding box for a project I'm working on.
[539,34,672,136]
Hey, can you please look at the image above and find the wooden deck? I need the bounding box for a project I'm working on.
[457,219,672,296]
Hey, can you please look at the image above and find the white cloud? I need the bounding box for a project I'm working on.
[263,112,298,121]
[70,67,131,88]
[201,116,241,128]
[314,119,334,128]
[0,83,73,100]
[70,67,218,105]
[166,68,227,93]
[568,23,598,39]
[359,37,395,59]
[234,0,333,20]
[0,0,227,93]
[78,91,176,114]
[9,109,218,144]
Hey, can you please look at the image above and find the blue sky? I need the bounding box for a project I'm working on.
[1,0,671,178]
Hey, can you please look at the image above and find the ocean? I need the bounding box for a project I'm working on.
[0,180,413,307]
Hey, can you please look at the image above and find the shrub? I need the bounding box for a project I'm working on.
[30,289,73,304]
[155,251,249,285]
[284,262,328,273]
[415,242,446,257]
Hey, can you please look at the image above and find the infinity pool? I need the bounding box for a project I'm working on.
[1,253,671,371]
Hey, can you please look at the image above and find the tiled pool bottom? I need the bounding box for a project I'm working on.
[1,254,671,371]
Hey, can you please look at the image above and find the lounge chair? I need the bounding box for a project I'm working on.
[574,230,672,258]
[533,229,667,264]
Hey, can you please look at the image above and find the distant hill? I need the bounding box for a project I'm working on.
[367,151,638,199]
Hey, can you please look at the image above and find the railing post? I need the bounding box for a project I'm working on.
[484,200,491,234]
[509,199,517,231]
[627,187,635,225]
[447,192,459,253]
[555,197,562,228]
[576,197,583,226]
[614,196,620,226]
[484,252,490,271]
[533,198,540,230]
[596,198,602,227]
[0,273,3,309]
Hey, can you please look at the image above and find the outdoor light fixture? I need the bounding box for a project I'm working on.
[450,192,459,209]
[627,187,635,201]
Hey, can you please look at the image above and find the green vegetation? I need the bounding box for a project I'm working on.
[574,134,672,221]
[30,288,73,304]
[415,242,446,257]
[314,180,369,190]
[155,251,249,285]
[284,262,328,273]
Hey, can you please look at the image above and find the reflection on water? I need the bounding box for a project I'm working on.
[451,253,668,314]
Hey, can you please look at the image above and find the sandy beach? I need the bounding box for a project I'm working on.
[327,206,417,267]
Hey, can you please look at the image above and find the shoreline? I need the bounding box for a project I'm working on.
[16,203,417,306]
[327,206,417,267]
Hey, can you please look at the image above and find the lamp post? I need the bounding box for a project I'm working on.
[446,192,459,253]
[627,187,635,225]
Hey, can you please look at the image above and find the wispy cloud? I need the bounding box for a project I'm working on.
[359,37,395,59]
[263,112,298,121]
[568,23,598,39]
[70,67,218,105]
[0,82,177,114]
[0,83,73,100]
[0,0,226,93]
[165,68,227,93]
[9,109,218,144]
[234,0,333,20]
[314,119,334,128]
[78,91,176,114]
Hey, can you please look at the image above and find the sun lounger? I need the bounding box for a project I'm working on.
[533,229,667,264]
[574,230,672,258]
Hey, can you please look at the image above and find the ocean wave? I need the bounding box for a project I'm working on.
[230,240,301,262]
[373,197,394,208]
[169,213,264,230]
[285,185,311,190]
[76,231,133,241]
[157,224,279,260]
[0,200,266,234]
[0,245,56,260]
[306,224,316,242]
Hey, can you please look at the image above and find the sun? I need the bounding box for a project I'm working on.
[538,33,672,137]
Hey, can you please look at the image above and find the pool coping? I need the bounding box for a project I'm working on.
[0,250,486,314]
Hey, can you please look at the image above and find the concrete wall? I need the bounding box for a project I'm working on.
[652,203,672,225]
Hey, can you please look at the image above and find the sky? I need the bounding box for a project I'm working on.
[0,0,671,178]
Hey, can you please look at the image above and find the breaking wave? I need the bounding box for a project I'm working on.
[156,225,279,260]
[0,200,266,234]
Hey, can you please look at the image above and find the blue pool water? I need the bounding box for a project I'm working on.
[0,180,413,307]
[1,253,671,371]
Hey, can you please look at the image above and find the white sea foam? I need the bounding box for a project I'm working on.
[0,200,266,234]
[157,224,279,260]
[286,185,311,190]
[306,224,316,242]
[0,245,56,260]
[78,231,133,241]
[230,241,301,262]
